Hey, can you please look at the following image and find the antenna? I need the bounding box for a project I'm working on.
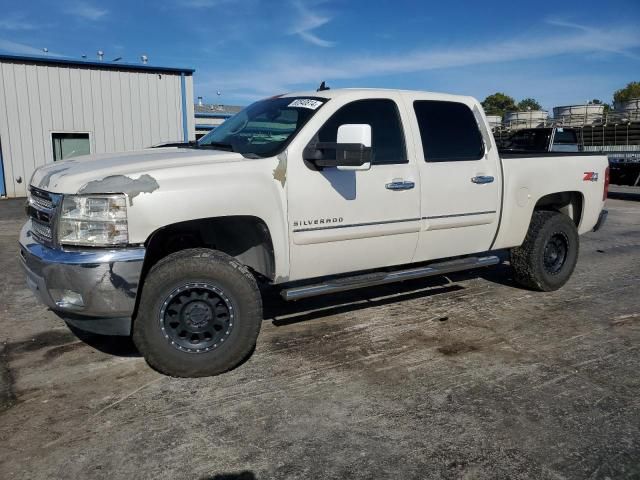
[42,48,48,55]
[140,54,148,64]
[97,50,104,61]
[317,81,330,92]
[112,57,123,62]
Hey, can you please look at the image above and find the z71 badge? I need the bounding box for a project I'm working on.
[583,172,599,182]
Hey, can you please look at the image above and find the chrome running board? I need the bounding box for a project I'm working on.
[281,255,500,301]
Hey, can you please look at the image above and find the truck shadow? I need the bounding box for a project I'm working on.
[200,472,256,480]
[65,324,140,357]
[63,262,518,358]
[262,262,518,327]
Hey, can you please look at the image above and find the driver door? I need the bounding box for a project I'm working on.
[286,94,421,281]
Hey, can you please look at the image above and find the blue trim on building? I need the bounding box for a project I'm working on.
[194,112,234,119]
[195,124,216,130]
[0,53,195,74]
[0,141,5,197]
[180,73,189,142]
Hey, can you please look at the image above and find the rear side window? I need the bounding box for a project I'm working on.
[317,99,407,164]
[554,129,578,144]
[413,101,484,162]
[507,130,551,151]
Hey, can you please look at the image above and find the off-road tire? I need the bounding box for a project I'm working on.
[133,248,262,377]
[511,210,579,292]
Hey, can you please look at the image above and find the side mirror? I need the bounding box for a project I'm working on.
[336,124,372,171]
[303,124,372,170]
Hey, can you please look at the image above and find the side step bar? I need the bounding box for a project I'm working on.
[281,255,500,301]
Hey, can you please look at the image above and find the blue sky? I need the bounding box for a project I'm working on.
[1,0,639,109]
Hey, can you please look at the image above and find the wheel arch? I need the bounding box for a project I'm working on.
[131,215,275,320]
[492,189,585,250]
[532,191,584,228]
[142,215,275,279]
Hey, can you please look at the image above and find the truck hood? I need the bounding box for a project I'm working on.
[31,147,245,195]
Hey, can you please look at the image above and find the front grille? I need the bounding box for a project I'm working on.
[30,188,54,209]
[28,187,61,245]
[31,219,53,240]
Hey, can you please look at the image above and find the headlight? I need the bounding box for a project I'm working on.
[58,195,128,246]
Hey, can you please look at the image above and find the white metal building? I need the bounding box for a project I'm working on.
[194,101,243,140]
[0,53,195,198]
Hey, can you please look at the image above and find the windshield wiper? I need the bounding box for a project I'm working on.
[198,142,235,152]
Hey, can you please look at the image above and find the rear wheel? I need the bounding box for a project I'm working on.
[133,248,262,377]
[511,210,579,292]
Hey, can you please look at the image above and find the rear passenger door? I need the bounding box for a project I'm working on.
[406,96,501,261]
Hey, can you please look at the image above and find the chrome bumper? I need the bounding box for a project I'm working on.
[19,222,145,335]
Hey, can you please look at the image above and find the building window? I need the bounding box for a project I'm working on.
[52,133,90,162]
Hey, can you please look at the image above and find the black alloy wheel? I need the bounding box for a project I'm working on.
[511,210,579,292]
[160,283,234,353]
[542,232,569,275]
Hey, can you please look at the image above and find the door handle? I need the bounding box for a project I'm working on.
[385,180,415,191]
[471,175,494,184]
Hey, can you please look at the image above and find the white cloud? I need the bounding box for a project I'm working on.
[178,0,223,7]
[0,39,63,56]
[65,2,109,21]
[169,0,237,8]
[199,20,640,100]
[290,0,334,47]
[0,14,38,31]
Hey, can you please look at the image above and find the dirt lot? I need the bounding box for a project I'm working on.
[1,188,639,480]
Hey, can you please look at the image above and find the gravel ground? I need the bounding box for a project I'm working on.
[0,187,639,480]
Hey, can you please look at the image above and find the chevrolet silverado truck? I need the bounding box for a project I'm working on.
[20,89,609,377]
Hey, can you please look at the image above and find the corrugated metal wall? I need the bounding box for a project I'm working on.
[0,61,195,197]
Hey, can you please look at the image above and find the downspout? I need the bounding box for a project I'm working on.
[180,73,189,142]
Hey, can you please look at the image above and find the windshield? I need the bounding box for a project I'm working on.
[198,96,327,157]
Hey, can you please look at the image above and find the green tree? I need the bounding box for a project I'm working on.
[613,81,640,104]
[481,93,517,117]
[589,99,610,112]
[517,98,542,111]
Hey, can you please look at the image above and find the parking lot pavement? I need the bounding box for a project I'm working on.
[1,188,639,480]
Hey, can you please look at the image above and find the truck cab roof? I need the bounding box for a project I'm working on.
[280,88,477,104]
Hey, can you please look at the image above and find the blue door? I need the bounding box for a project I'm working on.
[0,139,6,197]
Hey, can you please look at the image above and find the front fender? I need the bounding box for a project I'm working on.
[125,157,290,281]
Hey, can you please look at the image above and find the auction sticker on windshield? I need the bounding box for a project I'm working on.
[288,99,324,110]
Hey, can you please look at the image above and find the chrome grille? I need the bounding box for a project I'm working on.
[30,189,54,210]
[31,219,53,240]
[28,187,61,245]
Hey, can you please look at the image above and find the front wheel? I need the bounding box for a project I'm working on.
[510,210,579,292]
[133,248,262,377]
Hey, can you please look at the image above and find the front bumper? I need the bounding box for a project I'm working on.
[593,209,608,232]
[19,222,145,335]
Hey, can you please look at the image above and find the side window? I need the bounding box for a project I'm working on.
[413,101,484,162]
[317,99,407,164]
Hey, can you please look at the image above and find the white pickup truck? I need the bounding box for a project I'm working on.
[20,88,609,377]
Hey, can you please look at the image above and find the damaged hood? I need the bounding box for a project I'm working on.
[31,147,245,196]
